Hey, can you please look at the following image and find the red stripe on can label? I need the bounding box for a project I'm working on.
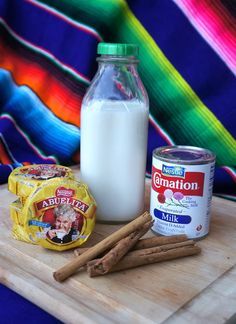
[151,166,205,196]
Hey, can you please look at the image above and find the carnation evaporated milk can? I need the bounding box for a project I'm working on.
[150,146,215,239]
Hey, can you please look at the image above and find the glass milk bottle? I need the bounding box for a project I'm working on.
[80,43,149,222]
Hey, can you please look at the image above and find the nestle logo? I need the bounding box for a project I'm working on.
[56,187,74,198]
[162,165,185,178]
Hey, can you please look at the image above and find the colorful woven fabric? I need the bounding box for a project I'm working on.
[0,0,235,197]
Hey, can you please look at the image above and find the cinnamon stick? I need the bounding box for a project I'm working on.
[90,220,153,275]
[74,234,188,257]
[53,211,152,282]
[133,234,188,250]
[127,240,195,256]
[87,244,201,277]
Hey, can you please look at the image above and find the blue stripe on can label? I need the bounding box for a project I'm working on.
[154,209,191,224]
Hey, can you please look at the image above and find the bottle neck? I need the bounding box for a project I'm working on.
[97,55,138,65]
[82,54,148,105]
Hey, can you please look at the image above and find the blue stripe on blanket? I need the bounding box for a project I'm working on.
[0,0,99,80]
[127,0,236,136]
[0,69,80,164]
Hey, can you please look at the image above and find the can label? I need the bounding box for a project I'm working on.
[150,160,215,239]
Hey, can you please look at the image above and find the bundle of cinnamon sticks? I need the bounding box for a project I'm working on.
[53,212,201,282]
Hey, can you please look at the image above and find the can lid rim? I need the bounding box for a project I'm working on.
[153,145,216,165]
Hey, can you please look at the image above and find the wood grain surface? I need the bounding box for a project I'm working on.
[0,172,236,324]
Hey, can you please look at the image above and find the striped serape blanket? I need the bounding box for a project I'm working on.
[0,0,235,198]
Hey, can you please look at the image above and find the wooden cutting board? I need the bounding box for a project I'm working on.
[0,173,236,324]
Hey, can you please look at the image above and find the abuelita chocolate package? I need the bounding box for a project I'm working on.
[8,165,96,251]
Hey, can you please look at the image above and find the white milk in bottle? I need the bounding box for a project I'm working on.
[80,43,149,222]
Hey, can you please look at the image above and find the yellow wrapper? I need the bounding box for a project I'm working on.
[22,178,96,251]
[8,164,74,202]
[9,199,34,243]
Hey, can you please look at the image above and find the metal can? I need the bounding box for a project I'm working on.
[150,146,215,239]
